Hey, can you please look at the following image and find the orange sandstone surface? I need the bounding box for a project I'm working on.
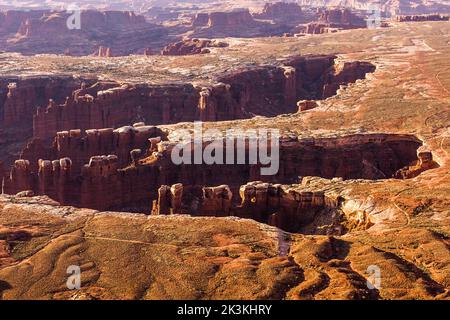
[0,21,449,300]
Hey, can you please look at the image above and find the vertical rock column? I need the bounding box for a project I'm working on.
[198,87,217,121]
[152,183,184,215]
[80,155,120,210]
[3,83,22,126]
[38,159,55,198]
[282,66,298,109]
[10,160,34,194]
[55,158,73,205]
[200,185,233,217]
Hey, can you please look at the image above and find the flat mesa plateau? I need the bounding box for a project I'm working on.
[0,21,449,300]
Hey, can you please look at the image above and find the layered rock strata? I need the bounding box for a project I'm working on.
[21,124,164,174]
[394,151,440,179]
[0,76,93,131]
[3,134,430,212]
[303,8,367,34]
[189,9,290,37]
[30,56,376,140]
[191,9,257,28]
[253,2,317,25]
[0,10,169,56]
[152,180,348,234]
[161,39,228,56]
[396,14,449,22]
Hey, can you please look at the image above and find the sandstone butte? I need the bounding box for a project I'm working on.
[0,10,449,300]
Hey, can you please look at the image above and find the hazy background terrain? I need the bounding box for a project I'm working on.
[1,0,449,14]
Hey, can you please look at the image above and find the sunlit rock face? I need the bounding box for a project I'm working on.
[297,0,450,15]
[0,5,449,301]
[0,10,169,56]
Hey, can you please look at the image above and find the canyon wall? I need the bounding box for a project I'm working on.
[21,124,164,174]
[1,10,169,56]
[396,14,449,22]
[0,76,95,166]
[161,39,228,56]
[303,8,367,34]
[216,55,376,116]
[191,9,257,28]
[0,10,47,35]
[0,76,91,131]
[255,2,303,19]
[32,56,375,140]
[1,56,375,171]
[189,9,290,37]
[152,181,347,234]
[253,2,317,25]
[322,61,377,98]
[32,82,208,140]
[3,134,424,212]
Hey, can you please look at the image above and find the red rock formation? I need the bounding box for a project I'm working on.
[7,160,34,195]
[217,66,299,116]
[151,180,349,234]
[22,124,164,174]
[191,13,210,27]
[0,76,93,168]
[29,56,374,140]
[2,10,169,56]
[0,10,47,35]
[297,100,319,112]
[319,8,366,26]
[32,82,206,140]
[96,46,113,57]
[237,181,344,233]
[5,133,425,211]
[256,2,303,18]
[161,39,228,56]
[79,155,123,209]
[154,183,184,215]
[0,76,93,131]
[144,48,153,56]
[37,158,76,205]
[218,55,374,115]
[253,2,316,24]
[394,151,440,179]
[189,9,286,37]
[196,84,240,122]
[396,14,449,22]
[207,9,256,28]
[303,23,332,34]
[152,184,232,217]
[321,61,377,98]
[303,8,367,34]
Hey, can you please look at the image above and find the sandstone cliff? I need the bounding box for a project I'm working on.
[22,124,164,174]
[31,56,375,140]
[189,9,290,38]
[152,180,347,235]
[303,8,367,34]
[253,2,317,25]
[161,39,228,56]
[0,10,170,56]
[0,76,90,131]
[396,14,449,22]
[3,133,429,212]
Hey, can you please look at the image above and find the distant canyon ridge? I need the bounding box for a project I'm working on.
[0,1,449,56]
